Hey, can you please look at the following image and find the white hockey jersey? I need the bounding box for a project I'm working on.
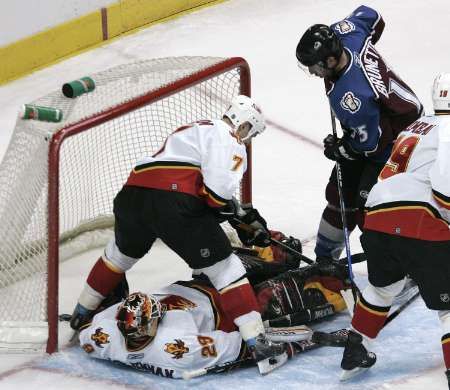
[364,114,450,240]
[125,119,247,208]
[79,283,243,379]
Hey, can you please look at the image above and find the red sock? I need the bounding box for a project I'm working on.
[86,257,124,297]
[351,295,390,338]
[442,333,450,370]
[219,278,260,322]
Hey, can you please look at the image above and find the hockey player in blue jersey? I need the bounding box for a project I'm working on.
[295,5,423,261]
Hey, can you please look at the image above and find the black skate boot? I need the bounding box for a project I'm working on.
[445,369,450,389]
[340,330,376,381]
[247,333,288,375]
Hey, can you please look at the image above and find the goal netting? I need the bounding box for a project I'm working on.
[0,56,251,353]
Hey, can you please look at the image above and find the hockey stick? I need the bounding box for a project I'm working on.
[269,237,313,265]
[384,287,420,327]
[182,357,253,379]
[329,109,358,305]
[182,328,350,380]
[231,218,314,265]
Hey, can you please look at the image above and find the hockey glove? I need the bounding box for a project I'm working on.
[215,197,241,223]
[323,134,359,162]
[231,204,271,247]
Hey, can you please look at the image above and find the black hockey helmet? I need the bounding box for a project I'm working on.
[296,24,343,68]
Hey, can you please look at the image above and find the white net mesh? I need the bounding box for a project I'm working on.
[0,56,248,351]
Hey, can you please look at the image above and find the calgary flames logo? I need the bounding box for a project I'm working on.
[91,328,110,348]
[160,295,197,311]
[164,339,189,359]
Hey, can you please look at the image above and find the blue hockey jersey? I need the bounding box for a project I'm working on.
[325,5,423,162]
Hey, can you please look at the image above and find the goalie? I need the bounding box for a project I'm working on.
[78,239,353,379]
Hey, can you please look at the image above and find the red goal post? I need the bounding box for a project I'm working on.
[0,57,251,353]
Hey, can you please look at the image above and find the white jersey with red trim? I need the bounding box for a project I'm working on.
[364,114,450,240]
[125,119,247,208]
[79,283,243,379]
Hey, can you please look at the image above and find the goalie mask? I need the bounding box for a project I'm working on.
[432,73,450,112]
[223,95,266,142]
[116,292,166,341]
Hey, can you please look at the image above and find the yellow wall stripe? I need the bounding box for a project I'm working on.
[0,0,228,85]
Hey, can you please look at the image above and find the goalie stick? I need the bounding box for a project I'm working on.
[182,328,350,380]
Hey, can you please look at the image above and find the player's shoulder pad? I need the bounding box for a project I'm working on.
[333,5,383,43]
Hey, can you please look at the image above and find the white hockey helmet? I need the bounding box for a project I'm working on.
[223,95,266,141]
[432,73,450,111]
[116,292,166,341]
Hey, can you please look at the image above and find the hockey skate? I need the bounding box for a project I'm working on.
[340,330,376,381]
[248,333,288,375]
[445,369,450,389]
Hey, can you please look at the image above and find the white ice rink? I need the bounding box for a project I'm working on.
[1,0,450,389]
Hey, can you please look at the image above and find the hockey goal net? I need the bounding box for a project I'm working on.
[0,57,251,353]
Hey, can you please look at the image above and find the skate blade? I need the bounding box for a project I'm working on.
[340,366,370,381]
[257,352,288,375]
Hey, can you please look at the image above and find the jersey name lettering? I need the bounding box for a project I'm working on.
[406,120,435,136]
[129,362,174,378]
[363,43,388,98]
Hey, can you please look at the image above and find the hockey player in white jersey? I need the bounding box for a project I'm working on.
[338,74,450,388]
[78,248,355,379]
[79,285,245,379]
[70,95,288,374]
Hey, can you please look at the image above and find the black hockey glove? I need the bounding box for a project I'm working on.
[230,204,271,247]
[323,134,359,162]
[216,197,240,223]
